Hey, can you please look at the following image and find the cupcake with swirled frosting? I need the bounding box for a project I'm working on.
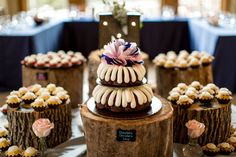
[202,143,219,156]
[198,91,214,103]
[168,92,180,104]
[5,145,22,157]
[56,92,70,104]
[6,95,22,108]
[217,142,235,155]
[0,128,9,138]
[0,138,11,151]
[22,147,38,157]
[31,98,47,112]
[22,92,36,104]
[46,96,62,108]
[176,95,193,108]
[216,89,232,104]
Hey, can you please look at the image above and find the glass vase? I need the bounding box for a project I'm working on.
[182,137,203,157]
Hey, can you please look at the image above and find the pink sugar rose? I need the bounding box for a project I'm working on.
[32,118,54,138]
[185,119,205,138]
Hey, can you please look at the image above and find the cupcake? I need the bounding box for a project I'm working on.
[216,89,232,104]
[51,87,66,95]
[185,90,198,101]
[169,87,182,94]
[188,57,200,68]
[217,142,235,155]
[39,92,51,101]
[202,143,220,156]
[22,92,36,104]
[154,58,166,67]
[18,87,29,97]
[9,91,20,98]
[177,60,188,70]
[0,138,11,151]
[31,98,47,112]
[35,88,47,96]
[46,84,56,94]
[198,91,214,103]
[5,145,22,157]
[190,81,202,90]
[29,84,42,94]
[178,50,189,59]
[56,92,70,104]
[227,136,236,148]
[177,83,188,91]
[0,128,8,138]
[206,83,219,94]
[176,95,193,108]
[46,96,62,108]
[186,87,198,94]
[190,51,201,59]
[166,51,177,60]
[22,147,38,157]
[200,87,215,95]
[167,92,180,104]
[164,60,175,69]
[200,54,214,66]
[6,95,21,108]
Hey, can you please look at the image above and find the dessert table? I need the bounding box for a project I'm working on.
[189,19,236,93]
[1,105,236,157]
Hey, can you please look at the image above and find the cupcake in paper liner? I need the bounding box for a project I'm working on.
[190,81,202,91]
[5,145,22,157]
[31,98,47,112]
[198,91,214,103]
[46,83,57,94]
[202,143,219,156]
[6,95,22,108]
[168,92,180,104]
[46,96,62,109]
[39,92,51,101]
[22,147,38,157]
[176,95,193,108]
[22,92,36,104]
[216,88,232,104]
[29,84,42,94]
[18,87,29,97]
[0,138,11,151]
[0,128,9,138]
[217,142,235,155]
[227,137,236,148]
[56,92,70,104]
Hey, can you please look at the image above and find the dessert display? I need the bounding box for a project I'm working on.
[153,50,214,98]
[168,82,232,145]
[21,50,86,107]
[6,84,72,149]
[88,49,149,96]
[81,39,173,157]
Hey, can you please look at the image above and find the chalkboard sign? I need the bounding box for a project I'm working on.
[116,129,136,142]
[36,72,48,81]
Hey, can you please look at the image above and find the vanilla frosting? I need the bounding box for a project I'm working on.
[97,62,146,83]
[92,84,153,108]
[0,138,10,148]
[5,146,21,156]
[23,147,38,156]
[6,95,21,104]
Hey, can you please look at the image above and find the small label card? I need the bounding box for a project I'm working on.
[36,72,48,81]
[116,129,136,142]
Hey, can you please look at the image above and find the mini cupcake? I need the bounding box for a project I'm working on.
[217,142,235,155]
[200,54,214,66]
[227,136,236,148]
[0,138,11,151]
[18,87,29,97]
[166,51,177,60]
[29,84,42,94]
[177,60,188,70]
[200,87,215,95]
[35,88,47,96]
[216,89,232,104]
[9,91,20,98]
[202,143,220,156]
[169,87,182,94]
[31,98,47,112]
[6,95,22,108]
[22,147,38,157]
[190,81,202,91]
[167,92,180,104]
[5,145,22,157]
[177,83,188,91]
[56,92,70,104]
[206,83,219,94]
[164,60,175,69]
[155,58,166,67]
[46,96,62,109]
[185,90,198,101]
[198,91,214,103]
[39,92,51,101]
[61,59,72,68]
[46,84,56,94]
[0,128,8,138]
[178,50,189,59]
[188,57,201,68]
[176,95,194,108]
[186,87,198,94]
[190,51,201,59]
[22,92,36,104]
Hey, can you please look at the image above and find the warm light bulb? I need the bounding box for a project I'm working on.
[103,21,108,26]
[131,21,136,27]
[116,33,122,38]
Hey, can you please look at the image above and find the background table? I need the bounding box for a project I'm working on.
[189,19,236,92]
[0,18,190,91]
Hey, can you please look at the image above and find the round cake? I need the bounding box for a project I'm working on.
[153,50,214,98]
[92,39,153,112]
[88,49,149,96]
[6,84,72,149]
[168,82,232,145]
[21,50,86,107]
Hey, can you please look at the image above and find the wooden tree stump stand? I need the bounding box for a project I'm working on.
[7,103,72,149]
[22,65,84,108]
[172,101,231,146]
[156,65,213,98]
[80,96,173,157]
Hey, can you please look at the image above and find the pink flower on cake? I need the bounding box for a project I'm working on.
[102,39,143,66]
[32,118,54,138]
[185,119,205,138]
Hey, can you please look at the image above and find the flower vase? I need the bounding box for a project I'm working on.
[183,138,203,157]
[39,137,47,157]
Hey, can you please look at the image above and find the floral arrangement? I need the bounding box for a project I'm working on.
[101,39,143,66]
[185,119,205,138]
